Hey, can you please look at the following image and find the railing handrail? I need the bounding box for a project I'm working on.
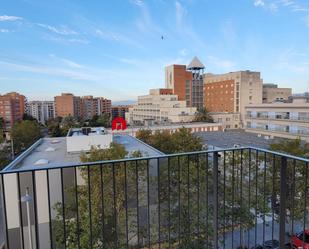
[1,146,308,174]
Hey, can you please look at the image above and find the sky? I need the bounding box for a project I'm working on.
[0,0,309,101]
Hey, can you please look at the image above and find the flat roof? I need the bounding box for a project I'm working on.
[196,129,282,149]
[3,135,164,172]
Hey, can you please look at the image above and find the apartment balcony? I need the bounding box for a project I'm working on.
[246,115,309,123]
[0,147,308,249]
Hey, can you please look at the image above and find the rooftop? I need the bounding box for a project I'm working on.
[187,56,205,70]
[196,129,282,149]
[3,134,164,171]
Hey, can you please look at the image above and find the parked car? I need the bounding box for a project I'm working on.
[291,230,309,249]
[251,240,291,249]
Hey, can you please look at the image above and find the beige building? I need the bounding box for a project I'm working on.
[204,70,263,127]
[125,88,197,125]
[263,84,292,103]
[245,96,309,140]
[210,112,241,129]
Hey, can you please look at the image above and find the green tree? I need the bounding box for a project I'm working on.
[0,144,11,170]
[96,113,111,128]
[0,117,4,143]
[47,117,63,137]
[61,116,83,134]
[269,138,309,158]
[136,129,153,145]
[171,127,203,153]
[194,108,214,123]
[11,120,41,153]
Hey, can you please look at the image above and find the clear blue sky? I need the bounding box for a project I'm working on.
[0,0,309,101]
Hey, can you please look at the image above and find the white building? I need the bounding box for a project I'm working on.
[245,96,309,140]
[126,88,197,125]
[28,101,55,124]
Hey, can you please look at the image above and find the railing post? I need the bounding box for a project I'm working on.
[279,156,287,249]
[213,152,219,249]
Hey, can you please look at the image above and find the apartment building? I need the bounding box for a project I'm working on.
[54,93,81,118]
[263,83,292,103]
[0,92,26,130]
[112,105,130,119]
[245,96,309,140]
[54,93,111,119]
[165,57,205,109]
[210,112,241,129]
[125,88,197,125]
[204,70,263,127]
[28,101,55,124]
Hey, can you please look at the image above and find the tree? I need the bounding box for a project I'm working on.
[136,129,153,145]
[96,113,111,128]
[11,120,41,154]
[47,117,63,137]
[22,113,36,121]
[0,144,11,170]
[269,138,309,158]
[194,108,214,123]
[171,127,203,153]
[0,117,4,143]
[60,116,83,134]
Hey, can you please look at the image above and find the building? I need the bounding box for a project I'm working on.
[54,93,81,118]
[210,112,241,129]
[245,96,309,140]
[187,56,205,110]
[165,57,205,109]
[204,70,263,126]
[97,97,112,116]
[0,92,26,130]
[112,105,130,119]
[262,83,292,103]
[28,101,55,124]
[112,122,223,137]
[125,88,197,125]
[54,93,111,119]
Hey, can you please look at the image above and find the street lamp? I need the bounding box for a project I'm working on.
[21,187,33,249]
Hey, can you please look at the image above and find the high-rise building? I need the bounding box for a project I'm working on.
[28,101,55,124]
[187,57,205,110]
[54,93,81,118]
[97,97,112,116]
[55,93,111,119]
[112,105,130,119]
[165,57,205,110]
[262,84,292,103]
[126,88,197,125]
[0,92,27,130]
[204,71,263,126]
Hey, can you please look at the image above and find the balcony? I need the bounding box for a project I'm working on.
[0,147,308,249]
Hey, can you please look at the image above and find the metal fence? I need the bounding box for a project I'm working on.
[0,147,308,249]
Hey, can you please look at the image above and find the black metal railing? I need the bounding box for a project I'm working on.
[0,147,308,249]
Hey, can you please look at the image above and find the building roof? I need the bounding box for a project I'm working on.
[2,135,164,171]
[187,56,205,70]
[196,129,282,149]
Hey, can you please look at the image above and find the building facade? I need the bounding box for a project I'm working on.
[28,101,55,124]
[210,112,241,129]
[165,57,205,110]
[0,92,27,130]
[204,71,263,126]
[262,84,292,103]
[245,97,309,140]
[125,88,197,125]
[112,105,130,119]
[55,93,111,119]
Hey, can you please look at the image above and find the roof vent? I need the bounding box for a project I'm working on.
[34,159,49,166]
[45,147,55,152]
[51,139,60,144]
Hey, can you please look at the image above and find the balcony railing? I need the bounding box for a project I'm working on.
[0,147,308,249]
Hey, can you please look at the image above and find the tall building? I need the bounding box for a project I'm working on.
[112,105,130,119]
[262,84,292,103]
[97,97,112,116]
[204,70,263,126]
[54,93,81,118]
[55,93,111,119]
[0,92,26,130]
[165,64,192,106]
[126,88,197,125]
[28,101,55,124]
[187,57,205,110]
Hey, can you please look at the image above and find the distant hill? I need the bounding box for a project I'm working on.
[112,100,136,106]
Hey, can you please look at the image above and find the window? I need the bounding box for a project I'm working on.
[249,96,252,100]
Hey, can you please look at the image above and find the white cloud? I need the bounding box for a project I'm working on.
[49,54,83,68]
[175,1,187,26]
[0,15,22,21]
[254,0,265,7]
[37,23,78,35]
[0,29,10,33]
[130,0,144,7]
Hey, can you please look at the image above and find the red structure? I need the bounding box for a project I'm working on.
[112,117,127,131]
